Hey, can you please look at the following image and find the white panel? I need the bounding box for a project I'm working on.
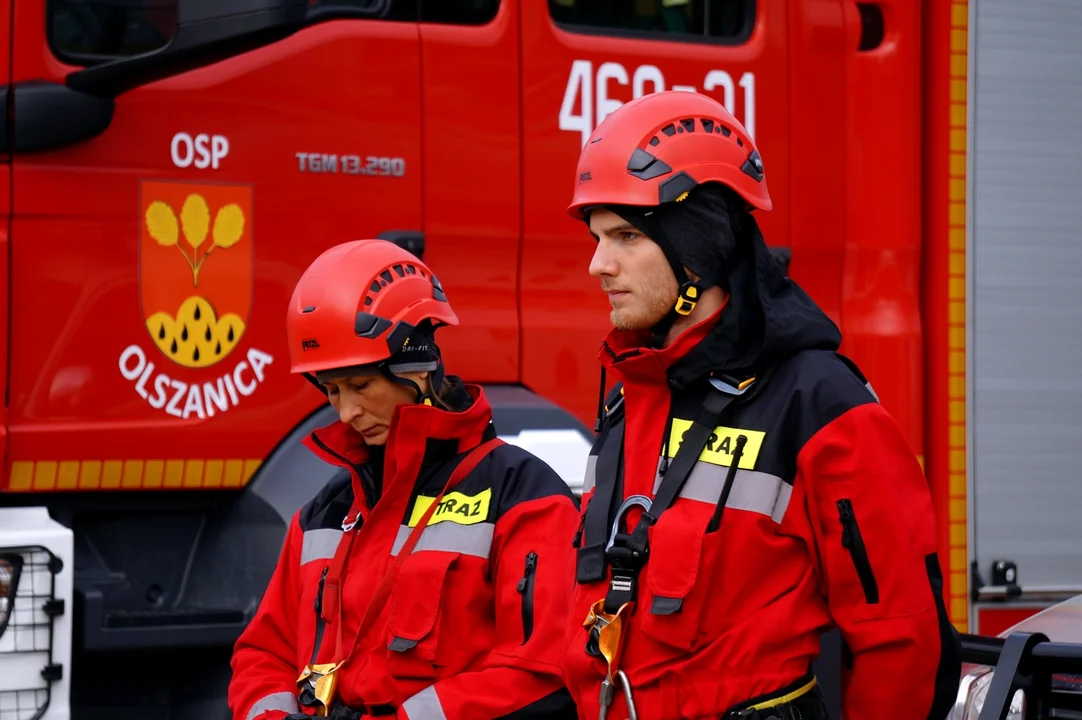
[971,0,1082,589]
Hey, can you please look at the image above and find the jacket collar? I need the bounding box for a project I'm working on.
[302,381,494,516]
[598,304,724,386]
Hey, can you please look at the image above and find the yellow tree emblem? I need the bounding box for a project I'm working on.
[145,194,245,287]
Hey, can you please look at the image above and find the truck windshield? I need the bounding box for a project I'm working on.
[48,0,178,64]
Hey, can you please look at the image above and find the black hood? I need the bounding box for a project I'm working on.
[667,212,842,388]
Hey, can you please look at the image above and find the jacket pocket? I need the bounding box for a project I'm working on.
[386,551,457,680]
[637,517,709,653]
[836,499,880,604]
[516,551,538,645]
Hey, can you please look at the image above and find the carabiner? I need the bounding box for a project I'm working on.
[597,670,637,720]
[605,494,653,553]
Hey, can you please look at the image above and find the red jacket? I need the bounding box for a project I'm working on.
[564,235,960,719]
[229,382,581,720]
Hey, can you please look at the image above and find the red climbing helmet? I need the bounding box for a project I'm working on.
[567,90,771,219]
[286,239,458,376]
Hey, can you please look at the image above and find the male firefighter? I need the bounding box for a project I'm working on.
[563,91,962,719]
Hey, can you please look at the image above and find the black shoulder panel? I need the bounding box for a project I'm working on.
[298,469,354,532]
[487,442,580,520]
[786,349,879,454]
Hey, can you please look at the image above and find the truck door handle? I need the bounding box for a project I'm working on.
[377,231,424,260]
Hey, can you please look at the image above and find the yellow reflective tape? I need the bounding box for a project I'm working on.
[58,461,80,490]
[667,419,765,470]
[144,460,165,488]
[950,523,967,546]
[34,461,58,491]
[123,460,145,489]
[10,462,33,491]
[4,459,262,491]
[409,488,492,527]
[102,460,123,489]
[951,598,968,620]
[79,461,102,489]
[204,459,224,488]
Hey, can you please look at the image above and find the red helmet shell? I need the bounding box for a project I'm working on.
[286,239,458,375]
[567,90,771,219]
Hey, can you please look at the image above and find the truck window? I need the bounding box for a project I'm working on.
[419,0,500,25]
[47,0,178,63]
[548,0,753,42]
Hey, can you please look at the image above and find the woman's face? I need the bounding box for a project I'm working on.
[321,370,430,446]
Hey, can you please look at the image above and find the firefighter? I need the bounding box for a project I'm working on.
[563,91,962,719]
[228,239,581,720]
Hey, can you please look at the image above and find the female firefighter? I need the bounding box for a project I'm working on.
[227,239,581,720]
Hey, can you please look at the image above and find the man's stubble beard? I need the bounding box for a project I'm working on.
[610,284,676,332]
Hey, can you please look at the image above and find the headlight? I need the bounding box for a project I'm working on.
[950,666,1026,720]
[0,554,23,640]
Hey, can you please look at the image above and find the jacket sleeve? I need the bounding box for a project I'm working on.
[798,401,961,720]
[397,460,581,720]
[228,513,303,720]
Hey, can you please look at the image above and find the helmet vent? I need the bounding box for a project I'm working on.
[627,148,673,181]
[661,123,677,137]
[649,136,660,147]
[680,118,695,133]
[701,119,715,133]
[355,312,392,339]
[379,269,393,284]
[393,264,405,278]
[302,305,316,314]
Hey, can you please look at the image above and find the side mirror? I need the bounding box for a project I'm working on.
[65,0,308,99]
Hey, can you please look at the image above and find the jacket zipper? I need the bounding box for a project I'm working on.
[572,512,586,549]
[310,566,329,663]
[516,551,538,644]
[836,499,880,604]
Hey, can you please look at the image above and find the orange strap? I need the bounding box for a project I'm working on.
[326,437,504,668]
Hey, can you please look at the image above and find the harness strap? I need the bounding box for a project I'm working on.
[601,376,752,614]
[577,414,625,584]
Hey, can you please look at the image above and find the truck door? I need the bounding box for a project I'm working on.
[4,2,422,491]
[415,0,520,384]
[518,0,788,426]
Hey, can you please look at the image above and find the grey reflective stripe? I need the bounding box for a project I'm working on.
[653,459,792,523]
[246,691,298,720]
[301,528,342,565]
[866,381,880,402]
[402,685,447,720]
[582,454,598,494]
[390,522,495,559]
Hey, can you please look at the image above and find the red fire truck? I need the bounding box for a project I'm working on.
[3,1,1080,718]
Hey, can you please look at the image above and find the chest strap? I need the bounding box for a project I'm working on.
[576,374,755,590]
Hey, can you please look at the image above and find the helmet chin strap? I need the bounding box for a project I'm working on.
[376,354,446,406]
[649,233,702,349]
